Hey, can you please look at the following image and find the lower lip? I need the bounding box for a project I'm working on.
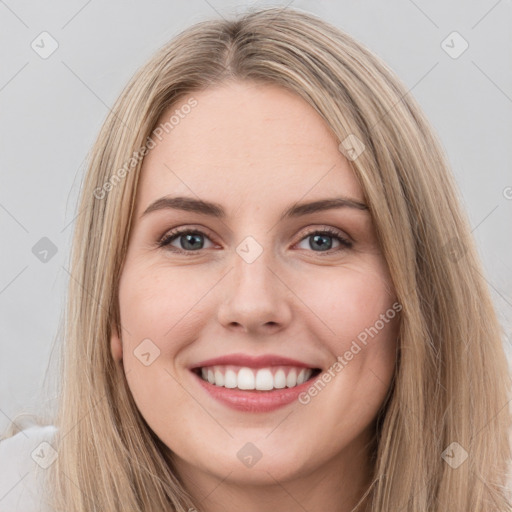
[191,370,320,412]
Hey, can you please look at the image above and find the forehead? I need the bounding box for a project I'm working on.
[136,81,363,216]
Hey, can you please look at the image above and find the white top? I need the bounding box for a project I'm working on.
[0,423,57,512]
[1,422,512,510]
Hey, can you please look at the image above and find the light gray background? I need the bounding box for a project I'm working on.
[1,0,511,434]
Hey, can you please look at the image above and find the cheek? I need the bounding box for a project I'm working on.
[295,262,399,405]
[117,264,217,413]
[298,263,396,347]
[294,267,398,450]
[119,263,213,347]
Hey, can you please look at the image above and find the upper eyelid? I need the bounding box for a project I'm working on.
[158,225,217,245]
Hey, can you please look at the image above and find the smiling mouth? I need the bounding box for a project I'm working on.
[191,365,322,391]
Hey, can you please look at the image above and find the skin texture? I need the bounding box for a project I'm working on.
[110,81,399,512]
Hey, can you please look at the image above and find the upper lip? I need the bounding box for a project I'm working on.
[190,353,320,370]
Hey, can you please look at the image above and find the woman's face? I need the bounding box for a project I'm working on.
[111,81,399,495]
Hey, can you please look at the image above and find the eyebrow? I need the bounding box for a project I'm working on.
[141,195,369,221]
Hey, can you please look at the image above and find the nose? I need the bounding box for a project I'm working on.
[216,247,293,335]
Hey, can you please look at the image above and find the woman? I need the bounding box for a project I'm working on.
[1,6,510,512]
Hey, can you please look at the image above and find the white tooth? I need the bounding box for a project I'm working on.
[201,366,312,389]
[237,367,255,390]
[224,369,237,388]
[273,369,286,389]
[214,367,224,387]
[255,369,274,390]
[286,369,297,388]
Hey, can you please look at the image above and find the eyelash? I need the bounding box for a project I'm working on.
[157,226,353,256]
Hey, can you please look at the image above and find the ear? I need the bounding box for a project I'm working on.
[110,321,123,362]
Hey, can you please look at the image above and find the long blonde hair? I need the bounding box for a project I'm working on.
[8,6,511,511]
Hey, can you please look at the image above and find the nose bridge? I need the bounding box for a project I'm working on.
[234,237,275,292]
[216,233,292,333]
[231,234,280,304]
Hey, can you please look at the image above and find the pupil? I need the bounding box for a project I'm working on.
[183,233,203,250]
[311,234,332,251]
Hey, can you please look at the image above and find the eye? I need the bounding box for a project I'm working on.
[158,226,352,255]
[158,228,216,253]
[295,227,352,253]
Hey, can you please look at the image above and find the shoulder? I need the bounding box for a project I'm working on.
[0,421,58,512]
